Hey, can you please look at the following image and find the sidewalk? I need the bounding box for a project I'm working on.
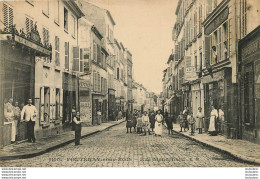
[0,119,125,160]
[172,124,260,165]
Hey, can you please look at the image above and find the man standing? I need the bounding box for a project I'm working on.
[21,98,37,143]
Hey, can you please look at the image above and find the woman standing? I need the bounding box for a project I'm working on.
[154,110,163,136]
[73,112,82,146]
[196,107,204,134]
[149,111,155,132]
[208,105,218,136]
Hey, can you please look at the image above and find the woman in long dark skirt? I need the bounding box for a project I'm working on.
[73,112,82,146]
[149,111,155,132]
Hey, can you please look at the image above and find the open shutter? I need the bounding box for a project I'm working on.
[65,42,69,70]
[205,35,212,69]
[73,46,80,71]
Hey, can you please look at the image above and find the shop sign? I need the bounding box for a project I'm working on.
[14,35,51,56]
[205,7,229,35]
[241,39,260,60]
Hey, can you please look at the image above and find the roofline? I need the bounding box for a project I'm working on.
[175,0,182,15]
[63,0,85,18]
[106,10,116,26]
[127,50,132,56]
[120,42,125,51]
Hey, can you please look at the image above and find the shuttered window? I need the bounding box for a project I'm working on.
[64,8,68,31]
[204,36,212,68]
[73,46,80,71]
[199,5,202,34]
[43,27,49,46]
[55,36,60,66]
[54,0,59,24]
[65,42,69,70]
[98,73,101,92]
[97,44,101,65]
[3,3,13,29]
[93,42,97,62]
[83,48,90,74]
[26,17,33,33]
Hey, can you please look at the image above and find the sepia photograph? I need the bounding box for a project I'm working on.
[0,0,259,176]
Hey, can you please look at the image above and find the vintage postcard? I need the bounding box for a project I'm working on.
[0,0,259,172]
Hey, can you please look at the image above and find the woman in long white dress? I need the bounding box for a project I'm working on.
[154,110,163,136]
[208,105,218,136]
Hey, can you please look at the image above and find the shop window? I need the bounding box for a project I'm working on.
[55,36,60,66]
[56,88,60,120]
[25,16,33,34]
[65,42,69,70]
[64,8,68,31]
[3,3,13,29]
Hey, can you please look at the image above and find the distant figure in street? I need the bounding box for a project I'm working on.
[21,98,37,143]
[132,110,137,132]
[218,105,225,135]
[196,107,204,134]
[154,110,163,136]
[141,111,151,136]
[4,98,16,143]
[187,112,196,136]
[117,110,122,121]
[97,110,102,125]
[149,111,155,132]
[208,105,218,136]
[126,109,133,133]
[73,112,82,146]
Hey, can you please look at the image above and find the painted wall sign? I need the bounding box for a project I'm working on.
[241,39,260,60]
[204,7,229,35]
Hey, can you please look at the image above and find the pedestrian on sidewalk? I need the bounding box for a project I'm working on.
[117,110,122,121]
[149,111,155,132]
[187,112,196,136]
[218,105,225,135]
[154,110,163,136]
[165,109,173,135]
[97,110,102,125]
[208,105,218,136]
[126,109,133,133]
[196,107,204,134]
[73,112,82,146]
[21,98,37,143]
[4,98,16,143]
[136,112,143,134]
[141,111,151,136]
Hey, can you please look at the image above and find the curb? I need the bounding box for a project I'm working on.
[173,129,260,166]
[0,120,125,161]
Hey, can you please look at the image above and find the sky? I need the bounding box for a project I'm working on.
[85,0,178,94]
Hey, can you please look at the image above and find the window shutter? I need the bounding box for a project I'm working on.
[55,36,60,66]
[73,46,80,71]
[205,35,211,68]
[65,42,69,70]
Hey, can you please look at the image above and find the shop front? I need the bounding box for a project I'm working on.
[238,26,260,144]
[108,89,116,121]
[62,73,79,126]
[0,25,51,146]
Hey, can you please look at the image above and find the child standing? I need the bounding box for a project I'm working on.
[187,112,196,136]
[136,113,143,134]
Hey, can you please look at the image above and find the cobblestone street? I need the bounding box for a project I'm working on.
[1,122,255,167]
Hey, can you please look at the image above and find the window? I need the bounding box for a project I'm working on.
[97,44,101,65]
[3,3,13,29]
[55,36,60,66]
[199,4,202,34]
[107,24,110,39]
[206,0,213,17]
[195,56,197,71]
[194,10,197,37]
[42,0,49,16]
[65,42,69,70]
[83,48,90,73]
[98,73,101,92]
[93,42,97,62]
[73,46,80,71]
[55,88,60,120]
[25,16,33,33]
[43,27,49,46]
[80,48,84,72]
[54,0,59,24]
[44,87,50,122]
[64,8,68,31]
[72,15,75,37]
[222,22,230,60]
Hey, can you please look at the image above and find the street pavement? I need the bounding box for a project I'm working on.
[0,122,256,167]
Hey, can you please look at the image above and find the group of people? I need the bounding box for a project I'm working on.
[177,105,225,136]
[125,109,173,136]
[4,98,37,143]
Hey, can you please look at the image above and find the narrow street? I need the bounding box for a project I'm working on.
[1,122,254,167]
